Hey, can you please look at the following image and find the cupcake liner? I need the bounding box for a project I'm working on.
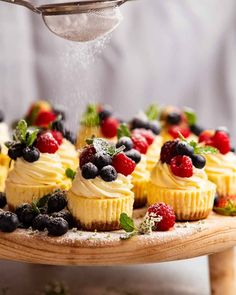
[132,179,148,208]
[207,172,236,197]
[147,182,216,221]
[67,191,134,231]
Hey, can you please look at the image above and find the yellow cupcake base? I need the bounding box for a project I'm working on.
[206,172,236,197]
[67,191,134,231]
[147,182,216,221]
[132,179,148,208]
[6,180,71,209]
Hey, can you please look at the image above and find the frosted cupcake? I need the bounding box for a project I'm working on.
[147,139,216,220]
[67,138,135,231]
[76,104,119,149]
[5,121,71,209]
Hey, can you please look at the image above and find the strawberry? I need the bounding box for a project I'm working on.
[36,132,59,154]
[50,130,63,145]
[79,146,96,168]
[131,134,148,154]
[132,129,155,145]
[168,125,191,139]
[198,130,214,144]
[112,153,136,176]
[101,117,119,138]
[34,110,57,128]
[170,155,193,178]
[212,131,230,155]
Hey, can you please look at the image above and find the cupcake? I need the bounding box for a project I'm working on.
[76,104,119,149]
[199,129,236,215]
[67,138,135,231]
[147,139,216,220]
[5,121,71,209]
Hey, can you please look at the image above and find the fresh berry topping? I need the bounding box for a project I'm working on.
[116,136,133,151]
[100,165,118,182]
[231,147,235,153]
[32,214,50,231]
[50,130,63,145]
[131,134,148,154]
[81,163,99,179]
[112,153,136,176]
[53,108,66,120]
[176,142,194,157]
[47,217,69,236]
[216,126,230,136]
[0,192,7,208]
[166,112,182,125]
[22,146,40,163]
[36,132,59,154]
[170,155,193,178]
[51,119,65,134]
[190,124,204,136]
[132,129,155,145]
[0,110,4,123]
[93,152,112,169]
[8,143,25,160]
[34,110,56,127]
[130,118,149,130]
[147,202,175,231]
[64,130,76,145]
[125,149,142,164]
[98,109,112,121]
[101,117,119,138]
[147,120,161,135]
[168,126,191,139]
[198,130,214,144]
[15,204,37,227]
[211,131,230,155]
[191,154,206,169]
[47,191,67,213]
[52,210,74,228]
[0,211,19,233]
[160,140,178,164]
[79,146,96,168]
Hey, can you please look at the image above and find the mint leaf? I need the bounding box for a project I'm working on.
[117,123,131,139]
[120,213,136,233]
[183,107,197,126]
[36,194,50,208]
[194,146,218,155]
[65,168,76,180]
[14,120,27,143]
[92,138,125,157]
[25,128,39,146]
[31,201,40,214]
[81,104,100,127]
[145,104,158,121]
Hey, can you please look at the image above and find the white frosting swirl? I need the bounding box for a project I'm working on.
[132,155,149,180]
[57,139,78,170]
[205,152,236,175]
[146,136,162,171]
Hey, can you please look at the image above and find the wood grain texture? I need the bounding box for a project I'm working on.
[0,212,235,266]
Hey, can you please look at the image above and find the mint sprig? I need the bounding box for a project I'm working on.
[11,119,39,147]
[120,213,137,233]
[183,107,197,126]
[117,123,131,139]
[214,200,236,216]
[86,137,125,157]
[65,168,76,180]
[80,104,100,127]
[145,104,159,121]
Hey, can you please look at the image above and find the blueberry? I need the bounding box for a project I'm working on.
[51,119,65,134]
[0,211,19,232]
[216,126,230,136]
[191,154,206,169]
[16,204,38,227]
[47,191,67,213]
[125,149,141,164]
[81,163,98,179]
[93,152,112,169]
[53,108,66,120]
[15,203,32,219]
[231,147,235,153]
[32,214,50,231]
[214,194,219,207]
[148,120,161,135]
[22,146,40,163]
[100,165,118,182]
[64,129,76,145]
[0,110,4,123]
[99,109,112,121]
[130,118,149,130]
[52,210,74,228]
[47,217,69,236]
[0,192,7,208]
[116,137,133,151]
[8,143,25,160]
[167,112,182,125]
[176,142,194,157]
[190,124,204,136]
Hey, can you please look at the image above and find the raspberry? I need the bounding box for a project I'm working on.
[212,131,230,155]
[112,153,136,176]
[36,132,59,154]
[160,140,178,164]
[131,134,148,154]
[132,129,155,145]
[79,145,96,168]
[50,130,63,145]
[101,117,119,138]
[170,155,193,178]
[168,125,190,139]
[198,130,214,144]
[147,202,175,231]
[34,110,57,128]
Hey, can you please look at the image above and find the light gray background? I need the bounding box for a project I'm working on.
[0,0,236,294]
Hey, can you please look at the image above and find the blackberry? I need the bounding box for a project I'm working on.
[190,124,204,136]
[0,211,19,232]
[160,140,179,164]
[100,165,118,182]
[47,217,69,236]
[176,142,194,157]
[32,214,50,231]
[47,191,67,213]
[0,192,7,208]
[52,210,74,228]
[191,154,206,169]
[166,112,182,125]
[116,137,133,151]
[8,143,25,160]
[22,146,40,163]
[125,149,141,164]
[93,152,112,169]
[81,163,98,179]
[79,146,96,168]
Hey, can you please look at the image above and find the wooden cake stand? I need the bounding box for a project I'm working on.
[0,211,235,295]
